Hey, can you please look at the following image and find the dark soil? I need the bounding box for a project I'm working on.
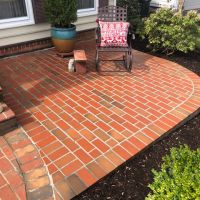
[73,38,200,200]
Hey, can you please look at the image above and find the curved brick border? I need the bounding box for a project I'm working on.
[3,128,54,200]
[0,136,26,200]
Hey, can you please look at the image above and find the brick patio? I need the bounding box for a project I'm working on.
[0,40,200,199]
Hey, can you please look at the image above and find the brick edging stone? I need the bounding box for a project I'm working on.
[4,128,54,200]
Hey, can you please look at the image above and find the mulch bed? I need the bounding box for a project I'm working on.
[73,38,200,200]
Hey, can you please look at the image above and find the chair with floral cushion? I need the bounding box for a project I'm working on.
[96,5,134,72]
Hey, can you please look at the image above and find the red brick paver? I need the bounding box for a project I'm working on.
[0,40,200,199]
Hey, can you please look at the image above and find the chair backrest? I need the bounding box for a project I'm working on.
[98,5,127,22]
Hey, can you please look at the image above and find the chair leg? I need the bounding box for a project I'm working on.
[123,52,127,69]
[128,50,133,72]
[95,50,99,72]
[124,51,132,71]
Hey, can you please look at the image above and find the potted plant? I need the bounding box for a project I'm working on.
[44,0,78,53]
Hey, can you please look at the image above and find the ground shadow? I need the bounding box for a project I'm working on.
[0,39,153,127]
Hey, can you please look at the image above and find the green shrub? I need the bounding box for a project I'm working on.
[141,9,200,54]
[196,28,200,50]
[146,145,200,200]
[44,0,77,28]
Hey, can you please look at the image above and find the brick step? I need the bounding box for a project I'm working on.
[0,103,17,135]
[3,128,54,199]
[74,50,87,74]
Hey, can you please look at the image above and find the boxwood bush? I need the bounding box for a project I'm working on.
[197,29,200,51]
[141,9,200,54]
[146,145,200,200]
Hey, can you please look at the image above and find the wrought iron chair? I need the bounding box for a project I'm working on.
[96,5,134,72]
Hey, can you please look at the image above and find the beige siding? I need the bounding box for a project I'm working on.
[0,15,97,47]
[150,0,170,7]
[0,0,116,47]
[0,23,50,47]
[150,0,178,8]
[150,0,200,10]
[184,0,200,10]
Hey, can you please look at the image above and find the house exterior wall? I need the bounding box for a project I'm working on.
[0,0,114,47]
[32,0,46,24]
[150,0,178,9]
[184,0,200,10]
[151,0,200,10]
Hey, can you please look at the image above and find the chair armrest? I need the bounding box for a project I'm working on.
[95,27,100,39]
[128,30,135,40]
[128,32,135,48]
[95,26,101,44]
[128,24,135,40]
[132,33,135,40]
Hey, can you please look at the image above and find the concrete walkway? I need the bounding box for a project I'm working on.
[0,40,200,199]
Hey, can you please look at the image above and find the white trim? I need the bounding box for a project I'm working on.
[0,0,35,30]
[77,0,98,17]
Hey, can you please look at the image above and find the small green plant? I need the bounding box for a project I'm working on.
[146,145,200,200]
[44,0,77,28]
[140,9,200,54]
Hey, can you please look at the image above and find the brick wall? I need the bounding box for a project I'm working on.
[0,38,52,58]
[99,0,109,7]
[32,0,47,23]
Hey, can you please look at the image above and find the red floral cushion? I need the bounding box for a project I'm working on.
[99,21,130,47]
